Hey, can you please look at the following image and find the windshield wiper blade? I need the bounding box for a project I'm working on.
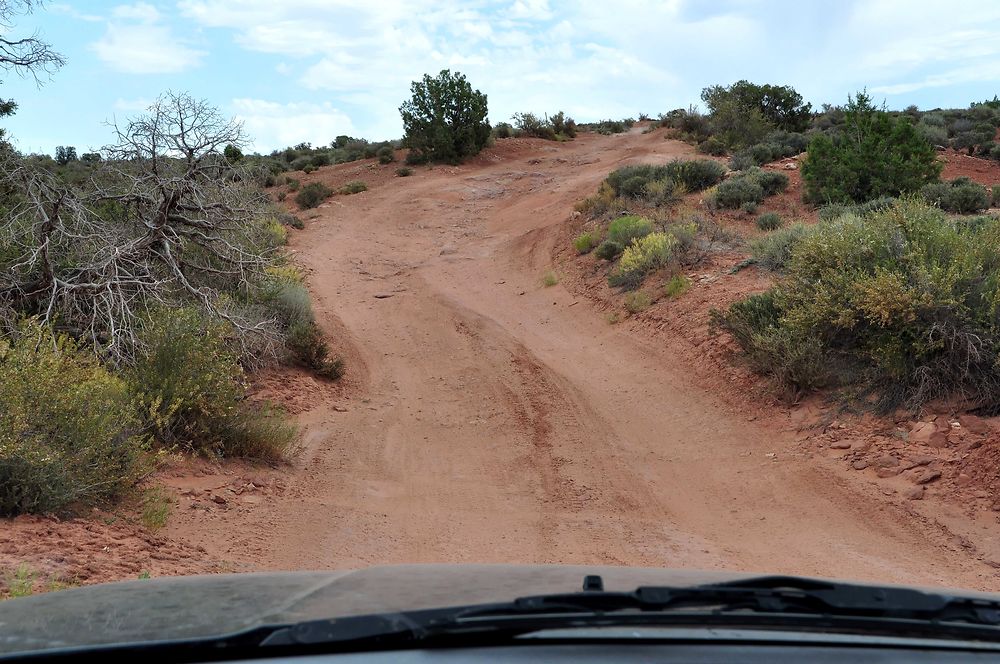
[260,575,1000,648]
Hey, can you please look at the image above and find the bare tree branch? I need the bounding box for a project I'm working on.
[0,92,282,367]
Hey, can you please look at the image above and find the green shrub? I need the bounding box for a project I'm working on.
[664,274,691,298]
[512,112,556,140]
[286,178,300,191]
[922,177,990,214]
[697,137,727,156]
[993,185,1000,207]
[741,201,759,214]
[711,176,764,209]
[605,160,725,197]
[396,167,413,177]
[400,70,490,164]
[0,321,146,515]
[608,215,653,246]
[376,146,395,164]
[624,291,652,313]
[583,118,634,135]
[302,165,316,174]
[594,239,622,260]
[702,80,812,137]
[492,122,514,139]
[338,180,367,195]
[756,212,783,230]
[278,211,304,229]
[286,321,345,380]
[609,232,678,289]
[749,223,810,271]
[719,199,1000,408]
[295,182,333,209]
[802,91,941,204]
[643,178,684,207]
[573,231,600,254]
[714,293,831,391]
[754,170,789,196]
[276,191,287,202]
[130,309,295,460]
[271,281,315,327]
[541,270,559,287]
[818,196,896,221]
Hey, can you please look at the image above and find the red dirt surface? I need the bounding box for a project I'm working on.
[8,126,1000,594]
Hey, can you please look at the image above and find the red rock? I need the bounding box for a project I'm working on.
[910,421,937,443]
[959,414,990,435]
[927,432,949,448]
[211,495,227,505]
[933,415,952,433]
[875,456,899,468]
[906,486,925,500]
[876,467,902,478]
[829,441,852,449]
[852,460,869,470]
[916,470,942,485]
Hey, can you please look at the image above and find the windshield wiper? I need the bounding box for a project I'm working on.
[259,574,1000,648]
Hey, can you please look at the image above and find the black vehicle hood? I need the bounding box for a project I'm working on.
[0,564,997,656]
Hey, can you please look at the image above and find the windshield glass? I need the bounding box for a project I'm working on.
[2,0,1000,657]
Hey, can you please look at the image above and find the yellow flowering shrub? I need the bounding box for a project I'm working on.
[0,321,146,515]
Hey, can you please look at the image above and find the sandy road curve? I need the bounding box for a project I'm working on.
[166,129,1000,590]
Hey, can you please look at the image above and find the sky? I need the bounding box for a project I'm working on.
[3,0,1000,155]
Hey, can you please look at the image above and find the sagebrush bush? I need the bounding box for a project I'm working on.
[710,169,787,209]
[605,160,725,198]
[287,321,345,380]
[0,321,146,515]
[922,177,990,214]
[756,212,783,230]
[664,274,691,298]
[697,137,727,156]
[749,223,810,272]
[271,282,315,327]
[296,182,333,209]
[624,291,652,313]
[754,170,789,196]
[609,232,678,289]
[817,196,896,221]
[575,182,618,218]
[286,178,300,191]
[338,180,367,195]
[608,215,653,246]
[594,239,622,260]
[396,167,413,177]
[718,199,1000,409]
[993,185,1000,207]
[376,146,395,164]
[711,176,764,209]
[573,231,600,254]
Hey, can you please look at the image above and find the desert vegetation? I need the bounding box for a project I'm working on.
[0,5,345,519]
[716,199,1000,411]
[399,69,490,164]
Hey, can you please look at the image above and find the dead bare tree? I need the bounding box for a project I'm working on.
[0,92,283,365]
[0,1,65,120]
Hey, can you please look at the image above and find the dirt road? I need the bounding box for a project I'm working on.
[166,129,1000,590]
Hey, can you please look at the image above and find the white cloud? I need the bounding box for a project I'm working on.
[230,99,358,153]
[90,3,206,74]
[871,61,1000,96]
[48,3,102,21]
[112,2,160,22]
